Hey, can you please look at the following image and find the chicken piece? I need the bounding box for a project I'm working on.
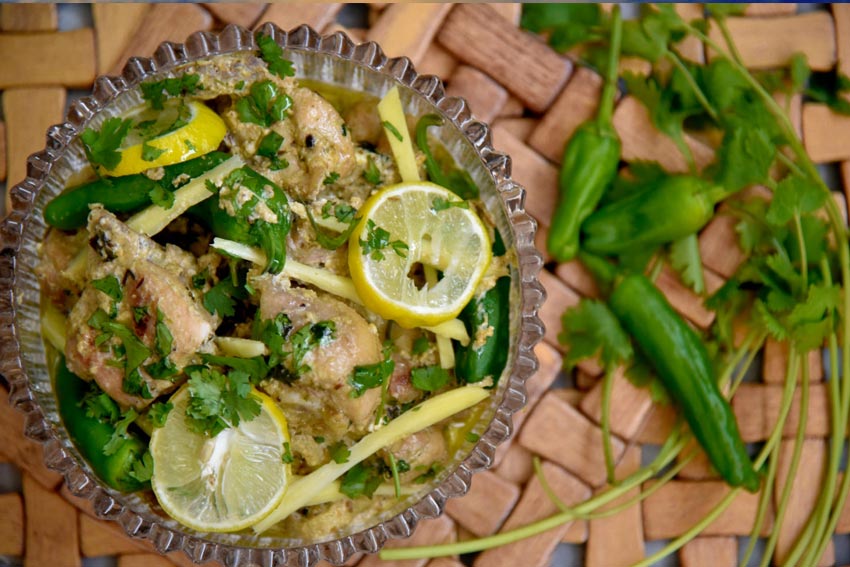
[343,99,382,145]
[255,276,382,433]
[285,215,349,275]
[65,209,216,409]
[36,229,88,311]
[386,427,448,483]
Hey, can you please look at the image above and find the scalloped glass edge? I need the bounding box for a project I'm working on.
[0,23,546,567]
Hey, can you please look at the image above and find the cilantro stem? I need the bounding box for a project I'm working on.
[597,5,623,128]
[758,352,808,567]
[388,453,402,499]
[532,456,571,514]
[601,366,617,485]
[740,438,780,566]
[793,213,809,289]
[664,49,719,122]
[714,16,745,68]
[776,151,806,180]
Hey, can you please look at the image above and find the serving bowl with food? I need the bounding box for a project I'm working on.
[0,23,544,565]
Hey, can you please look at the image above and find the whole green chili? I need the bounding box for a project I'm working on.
[54,356,148,492]
[546,6,623,263]
[44,151,230,230]
[608,273,760,492]
[581,175,723,256]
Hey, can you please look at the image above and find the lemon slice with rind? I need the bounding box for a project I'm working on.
[349,181,491,329]
[105,100,226,177]
[150,386,290,533]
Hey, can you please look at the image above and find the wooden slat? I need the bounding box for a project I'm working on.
[555,259,601,299]
[494,442,534,485]
[580,367,653,441]
[642,479,772,539]
[366,4,452,65]
[707,12,836,71]
[24,474,80,566]
[3,87,67,204]
[803,103,850,163]
[635,403,678,445]
[489,3,522,26]
[426,559,463,567]
[744,3,798,17]
[491,118,538,143]
[731,383,830,443]
[445,471,520,537]
[498,96,525,118]
[261,3,342,33]
[528,66,604,164]
[775,439,832,565]
[0,29,95,89]
[698,211,746,278]
[80,513,148,557]
[0,121,6,183]
[519,392,625,487]
[92,4,151,75]
[680,537,738,567]
[118,555,177,567]
[0,4,57,31]
[109,4,213,75]
[835,4,850,78]
[0,492,24,556]
[492,127,558,227]
[446,66,508,124]
[324,25,366,43]
[0,386,63,490]
[674,4,705,63]
[654,265,724,330]
[437,3,572,113]
[763,338,824,384]
[676,438,719,481]
[474,462,591,567]
[613,96,715,173]
[203,3,267,28]
[417,43,457,79]
[562,518,588,544]
[358,515,455,567]
[585,448,644,567]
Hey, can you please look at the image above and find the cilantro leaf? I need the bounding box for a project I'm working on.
[359,220,409,261]
[81,382,120,423]
[558,299,634,370]
[364,156,382,185]
[339,462,383,499]
[306,206,358,251]
[154,309,173,357]
[203,277,241,318]
[806,70,850,115]
[323,172,340,185]
[257,130,284,159]
[765,174,826,227]
[256,33,296,79]
[141,141,167,162]
[705,4,748,17]
[140,74,202,110]
[128,451,154,484]
[147,401,173,428]
[186,366,262,437]
[149,185,175,209]
[103,408,139,456]
[711,125,776,192]
[431,196,468,212]
[521,3,604,52]
[92,275,123,303]
[669,234,706,294]
[329,441,351,464]
[348,358,394,398]
[81,117,133,170]
[282,441,294,464]
[411,365,451,392]
[412,336,431,355]
[236,80,293,127]
[382,120,403,142]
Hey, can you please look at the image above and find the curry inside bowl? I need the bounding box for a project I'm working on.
[0,24,544,566]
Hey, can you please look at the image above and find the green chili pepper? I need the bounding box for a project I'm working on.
[54,356,148,492]
[194,166,291,274]
[546,6,623,263]
[608,274,760,492]
[43,152,231,230]
[581,175,722,255]
[456,231,509,385]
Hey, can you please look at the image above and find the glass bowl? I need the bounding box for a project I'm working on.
[0,23,545,566]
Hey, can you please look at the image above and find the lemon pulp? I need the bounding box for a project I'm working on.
[348,181,491,328]
[105,100,227,177]
[150,387,290,533]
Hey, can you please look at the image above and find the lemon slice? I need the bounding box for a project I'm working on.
[105,100,227,177]
[150,386,290,533]
[349,181,491,328]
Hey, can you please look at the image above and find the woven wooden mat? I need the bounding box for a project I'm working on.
[2,3,850,566]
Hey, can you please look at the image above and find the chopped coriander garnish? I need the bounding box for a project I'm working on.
[412,336,431,355]
[431,196,469,212]
[184,139,196,151]
[348,358,394,398]
[410,365,451,392]
[81,117,133,170]
[203,276,243,318]
[329,441,351,464]
[191,270,208,290]
[149,185,175,209]
[313,436,325,444]
[257,131,284,159]
[140,74,202,110]
[282,441,294,464]
[103,408,139,456]
[81,382,120,423]
[382,120,403,142]
[323,171,340,185]
[148,401,174,428]
[141,141,167,162]
[466,432,480,443]
[185,366,261,437]
[359,219,409,261]
[154,309,173,357]
[92,275,123,303]
[363,156,382,185]
[205,179,218,193]
[340,462,383,499]
[128,451,154,483]
[236,80,293,127]
[235,80,246,90]
[256,33,296,79]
